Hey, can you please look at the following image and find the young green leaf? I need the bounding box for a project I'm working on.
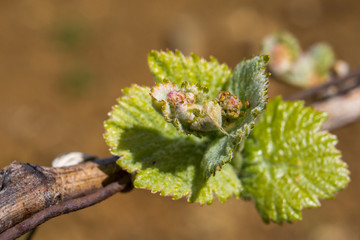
[104,85,242,204]
[148,50,231,98]
[240,97,350,223]
[201,135,232,176]
[224,55,269,143]
[200,56,269,177]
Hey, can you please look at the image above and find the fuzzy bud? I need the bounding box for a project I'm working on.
[151,81,224,136]
[217,91,243,119]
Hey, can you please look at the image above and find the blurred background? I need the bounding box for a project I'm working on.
[0,0,359,239]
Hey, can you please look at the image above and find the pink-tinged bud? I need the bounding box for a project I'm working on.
[184,92,196,104]
[167,91,186,106]
[166,91,196,107]
[150,82,180,121]
[217,91,243,119]
[150,81,228,136]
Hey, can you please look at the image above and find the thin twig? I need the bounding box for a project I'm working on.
[284,70,360,130]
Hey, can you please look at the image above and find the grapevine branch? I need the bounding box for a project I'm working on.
[0,181,130,240]
[0,70,359,240]
[285,69,360,130]
[0,157,132,240]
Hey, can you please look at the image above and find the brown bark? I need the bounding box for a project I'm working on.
[0,181,128,240]
[0,156,132,238]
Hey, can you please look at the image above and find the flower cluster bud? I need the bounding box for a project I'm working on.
[167,90,195,106]
[151,81,249,137]
[217,91,243,119]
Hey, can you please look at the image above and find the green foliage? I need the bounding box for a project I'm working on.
[104,50,349,223]
[148,51,269,177]
[104,85,241,204]
[240,97,350,223]
[201,55,269,176]
[224,55,269,141]
[148,50,231,98]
